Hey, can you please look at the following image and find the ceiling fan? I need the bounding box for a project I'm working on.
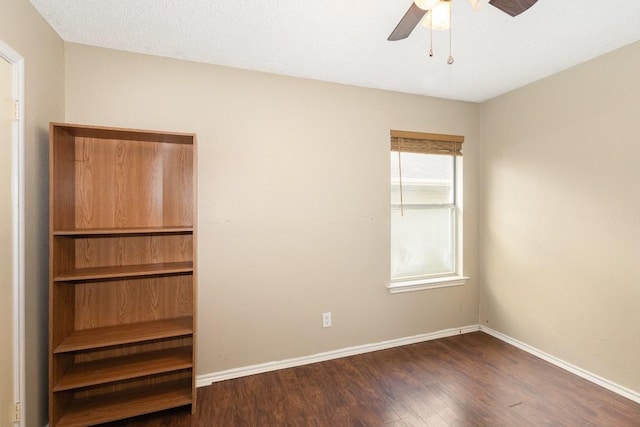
[388,0,539,42]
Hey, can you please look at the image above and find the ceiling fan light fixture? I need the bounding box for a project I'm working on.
[422,1,451,31]
[469,0,490,11]
[413,0,439,10]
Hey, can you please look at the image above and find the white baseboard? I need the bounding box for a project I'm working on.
[480,325,640,404]
[196,324,480,387]
[197,324,640,406]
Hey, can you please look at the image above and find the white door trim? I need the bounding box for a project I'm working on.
[0,38,25,427]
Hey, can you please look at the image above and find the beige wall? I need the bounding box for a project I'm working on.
[479,41,640,393]
[4,5,639,422]
[64,43,479,375]
[0,1,65,426]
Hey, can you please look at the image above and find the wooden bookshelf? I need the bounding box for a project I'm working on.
[53,347,193,391]
[56,380,193,427]
[53,261,194,282]
[53,317,194,354]
[49,123,197,426]
[53,226,194,236]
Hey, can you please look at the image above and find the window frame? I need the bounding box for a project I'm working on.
[388,130,468,294]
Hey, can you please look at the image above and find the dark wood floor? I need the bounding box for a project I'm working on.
[104,332,640,426]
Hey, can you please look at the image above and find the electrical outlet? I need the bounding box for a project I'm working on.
[322,312,332,328]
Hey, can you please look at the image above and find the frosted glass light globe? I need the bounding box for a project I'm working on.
[422,1,451,31]
[414,0,439,10]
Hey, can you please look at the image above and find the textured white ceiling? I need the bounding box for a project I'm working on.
[30,0,640,102]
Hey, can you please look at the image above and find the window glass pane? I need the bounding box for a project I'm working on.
[390,152,453,205]
[390,206,454,280]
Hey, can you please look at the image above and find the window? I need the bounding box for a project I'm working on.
[389,130,467,293]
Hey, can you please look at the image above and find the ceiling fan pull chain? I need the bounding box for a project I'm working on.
[398,150,404,217]
[447,0,454,64]
[429,13,434,57]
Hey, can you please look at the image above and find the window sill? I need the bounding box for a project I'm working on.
[387,275,468,294]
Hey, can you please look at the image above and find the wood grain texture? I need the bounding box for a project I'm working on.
[52,338,194,392]
[50,123,197,425]
[55,262,193,281]
[75,137,164,229]
[73,337,193,364]
[49,124,79,425]
[50,124,78,231]
[105,332,640,426]
[54,226,193,235]
[73,233,192,269]
[71,276,193,329]
[54,347,193,391]
[50,283,76,348]
[72,370,192,400]
[72,138,194,229]
[53,232,192,279]
[57,379,192,427]
[190,134,198,413]
[162,143,194,227]
[54,317,193,353]
[49,122,196,145]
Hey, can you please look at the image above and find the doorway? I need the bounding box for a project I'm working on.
[0,39,24,426]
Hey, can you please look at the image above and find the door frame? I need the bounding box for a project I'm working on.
[0,38,25,427]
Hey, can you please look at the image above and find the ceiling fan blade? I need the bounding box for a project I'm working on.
[388,2,428,41]
[489,0,538,16]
